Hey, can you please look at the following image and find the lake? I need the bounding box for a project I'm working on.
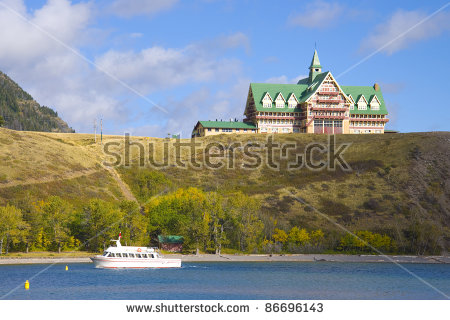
[0,262,449,299]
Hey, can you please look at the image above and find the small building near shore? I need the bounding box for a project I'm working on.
[157,235,184,252]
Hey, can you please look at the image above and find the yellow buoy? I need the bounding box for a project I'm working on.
[65,265,68,271]
[24,280,29,290]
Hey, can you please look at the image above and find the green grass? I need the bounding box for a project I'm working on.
[0,128,449,251]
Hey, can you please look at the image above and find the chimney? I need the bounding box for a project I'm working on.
[373,83,380,91]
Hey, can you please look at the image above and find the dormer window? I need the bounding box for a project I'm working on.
[357,95,368,110]
[287,94,298,108]
[275,93,285,108]
[370,95,381,110]
[347,94,355,110]
[262,92,272,108]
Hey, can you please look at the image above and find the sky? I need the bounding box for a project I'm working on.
[0,0,448,137]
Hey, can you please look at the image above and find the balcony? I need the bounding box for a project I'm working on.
[311,107,347,112]
[314,115,345,120]
[317,99,343,104]
[350,117,389,122]
[318,91,339,96]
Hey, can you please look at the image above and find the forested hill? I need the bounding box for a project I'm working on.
[0,71,74,133]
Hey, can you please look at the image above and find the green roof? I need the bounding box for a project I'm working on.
[310,49,322,69]
[250,71,329,112]
[249,73,388,116]
[158,235,184,244]
[341,86,388,115]
[197,120,257,129]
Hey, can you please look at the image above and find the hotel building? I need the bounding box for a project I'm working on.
[192,50,388,137]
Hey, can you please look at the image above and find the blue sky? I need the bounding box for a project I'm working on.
[0,0,449,137]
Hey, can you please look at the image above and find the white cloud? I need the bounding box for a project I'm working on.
[0,1,246,135]
[94,45,242,93]
[0,0,91,69]
[109,0,179,18]
[361,10,450,54]
[265,74,307,84]
[288,1,344,29]
[132,77,251,138]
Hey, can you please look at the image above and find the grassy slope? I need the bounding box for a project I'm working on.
[1,128,449,249]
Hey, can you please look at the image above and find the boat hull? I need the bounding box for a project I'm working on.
[90,256,181,269]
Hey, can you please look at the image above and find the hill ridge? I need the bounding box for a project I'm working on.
[0,70,74,133]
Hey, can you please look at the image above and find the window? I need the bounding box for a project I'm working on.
[116,253,122,257]
[122,253,128,258]
[142,254,148,258]
[102,251,109,256]
[215,128,219,132]
[109,253,116,257]
[222,128,232,132]
[136,254,142,258]
[208,128,211,131]
[262,93,272,108]
[236,129,240,132]
[129,253,135,258]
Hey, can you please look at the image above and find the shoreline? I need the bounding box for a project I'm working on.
[0,254,449,265]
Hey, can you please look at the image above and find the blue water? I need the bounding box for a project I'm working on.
[0,262,449,299]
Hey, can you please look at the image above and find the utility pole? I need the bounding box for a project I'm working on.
[100,118,103,145]
[94,119,97,143]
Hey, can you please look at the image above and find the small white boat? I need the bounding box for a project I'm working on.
[90,234,181,269]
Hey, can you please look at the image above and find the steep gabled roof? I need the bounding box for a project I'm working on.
[356,94,368,104]
[341,86,388,115]
[249,83,307,112]
[300,71,330,103]
[287,92,298,102]
[369,95,381,105]
[274,92,285,101]
[262,92,272,102]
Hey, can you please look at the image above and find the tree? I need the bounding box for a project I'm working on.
[0,115,4,127]
[227,192,263,252]
[36,196,73,253]
[0,205,28,254]
[272,228,288,245]
[288,227,310,246]
[119,200,147,246]
[205,192,227,254]
[81,199,124,252]
[310,229,325,247]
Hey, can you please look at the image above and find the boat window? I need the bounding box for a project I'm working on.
[150,254,154,258]
[109,253,115,257]
[102,251,109,256]
[141,254,147,258]
[122,253,128,258]
[129,253,135,258]
[136,254,142,258]
[116,253,122,257]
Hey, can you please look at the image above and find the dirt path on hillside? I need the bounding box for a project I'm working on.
[0,168,100,189]
[102,165,138,203]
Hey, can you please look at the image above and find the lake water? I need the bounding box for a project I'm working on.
[0,262,449,300]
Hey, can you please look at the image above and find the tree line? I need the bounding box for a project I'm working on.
[0,188,441,255]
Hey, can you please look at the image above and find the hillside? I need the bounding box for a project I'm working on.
[0,71,74,133]
[0,128,449,254]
